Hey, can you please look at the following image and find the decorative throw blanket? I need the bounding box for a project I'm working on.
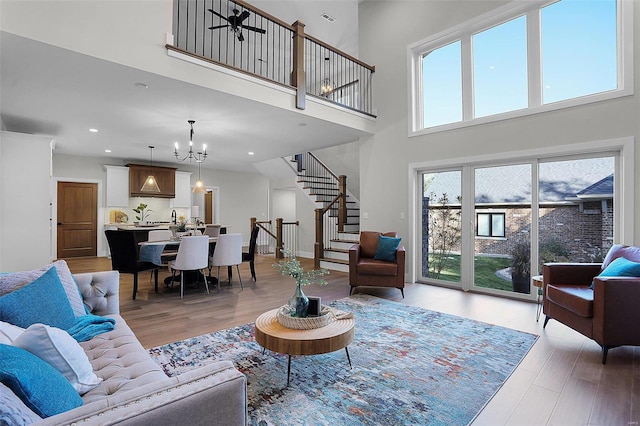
[67,314,116,342]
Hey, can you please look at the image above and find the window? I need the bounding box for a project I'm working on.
[423,41,462,127]
[473,16,528,117]
[477,213,505,237]
[541,0,617,104]
[410,0,629,132]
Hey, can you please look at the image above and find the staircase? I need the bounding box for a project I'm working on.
[291,154,360,272]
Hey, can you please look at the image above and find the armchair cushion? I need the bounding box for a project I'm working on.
[546,285,593,318]
[357,258,399,276]
[374,236,402,262]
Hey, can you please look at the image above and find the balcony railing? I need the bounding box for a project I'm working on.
[168,0,375,116]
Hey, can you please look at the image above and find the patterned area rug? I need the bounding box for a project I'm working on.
[148,294,537,425]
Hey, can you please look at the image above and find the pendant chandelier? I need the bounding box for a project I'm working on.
[319,56,335,96]
[140,146,161,193]
[174,120,207,163]
[193,160,206,194]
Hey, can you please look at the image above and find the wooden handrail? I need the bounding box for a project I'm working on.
[309,152,339,181]
[304,33,376,72]
[251,217,299,258]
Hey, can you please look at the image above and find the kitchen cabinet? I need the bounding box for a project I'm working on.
[104,165,130,207]
[128,164,176,198]
[170,171,193,208]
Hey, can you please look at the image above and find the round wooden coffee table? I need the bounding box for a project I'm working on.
[254,308,355,385]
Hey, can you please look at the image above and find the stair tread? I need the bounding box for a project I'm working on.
[331,238,359,243]
[320,257,349,265]
[325,247,350,253]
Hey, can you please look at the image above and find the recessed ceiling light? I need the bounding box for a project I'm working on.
[89,128,98,133]
[104,149,112,153]
[248,152,254,156]
[134,82,149,89]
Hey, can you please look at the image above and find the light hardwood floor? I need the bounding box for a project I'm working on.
[66,255,639,426]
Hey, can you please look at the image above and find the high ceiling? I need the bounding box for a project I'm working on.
[0,1,366,172]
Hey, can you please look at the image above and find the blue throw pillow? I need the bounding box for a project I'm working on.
[374,236,401,262]
[591,257,640,289]
[0,267,76,330]
[0,344,82,418]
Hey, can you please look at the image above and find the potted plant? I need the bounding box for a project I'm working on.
[510,242,531,294]
[273,249,329,318]
[133,203,153,224]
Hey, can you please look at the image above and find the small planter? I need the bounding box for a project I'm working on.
[511,273,531,294]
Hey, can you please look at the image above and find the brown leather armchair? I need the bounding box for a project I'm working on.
[349,231,405,297]
[543,244,640,363]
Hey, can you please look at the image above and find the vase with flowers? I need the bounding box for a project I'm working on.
[273,249,329,318]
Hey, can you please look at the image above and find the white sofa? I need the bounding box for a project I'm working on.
[4,270,247,425]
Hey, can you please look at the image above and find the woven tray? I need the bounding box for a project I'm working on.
[277,305,333,330]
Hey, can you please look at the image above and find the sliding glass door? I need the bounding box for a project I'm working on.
[420,170,462,287]
[418,153,617,299]
[473,163,532,294]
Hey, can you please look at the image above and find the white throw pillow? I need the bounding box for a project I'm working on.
[0,321,25,344]
[13,323,102,395]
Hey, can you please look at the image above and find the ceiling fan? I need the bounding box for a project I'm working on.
[208,8,266,42]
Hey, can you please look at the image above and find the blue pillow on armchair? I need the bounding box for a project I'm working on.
[0,267,76,330]
[374,236,402,262]
[590,256,640,289]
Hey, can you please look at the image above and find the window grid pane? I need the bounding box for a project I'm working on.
[472,16,528,117]
[422,41,462,127]
[541,0,617,104]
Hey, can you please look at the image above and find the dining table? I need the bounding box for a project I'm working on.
[139,236,218,286]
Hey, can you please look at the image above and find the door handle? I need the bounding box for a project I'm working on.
[57,222,63,226]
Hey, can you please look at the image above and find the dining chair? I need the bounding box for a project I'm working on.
[204,224,221,238]
[105,230,159,300]
[168,235,210,299]
[242,225,260,281]
[209,233,243,293]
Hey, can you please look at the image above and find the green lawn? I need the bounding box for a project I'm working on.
[427,253,513,292]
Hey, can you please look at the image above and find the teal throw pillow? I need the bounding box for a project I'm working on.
[0,267,76,330]
[0,344,82,418]
[591,256,640,289]
[374,236,401,262]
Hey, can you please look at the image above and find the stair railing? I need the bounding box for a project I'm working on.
[289,153,348,268]
[168,0,376,116]
[250,217,299,258]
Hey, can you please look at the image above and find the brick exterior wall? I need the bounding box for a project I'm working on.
[427,200,613,263]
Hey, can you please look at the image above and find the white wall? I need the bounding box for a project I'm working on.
[1,131,53,271]
[358,1,640,277]
[313,140,361,199]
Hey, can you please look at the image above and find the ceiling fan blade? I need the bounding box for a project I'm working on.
[208,25,229,30]
[238,10,250,22]
[208,9,229,21]
[240,25,266,34]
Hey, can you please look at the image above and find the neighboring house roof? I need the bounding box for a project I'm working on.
[424,157,614,204]
[575,174,614,199]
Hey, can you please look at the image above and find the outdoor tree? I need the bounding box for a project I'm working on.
[427,192,461,278]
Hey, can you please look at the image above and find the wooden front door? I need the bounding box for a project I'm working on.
[205,190,213,224]
[57,182,98,258]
